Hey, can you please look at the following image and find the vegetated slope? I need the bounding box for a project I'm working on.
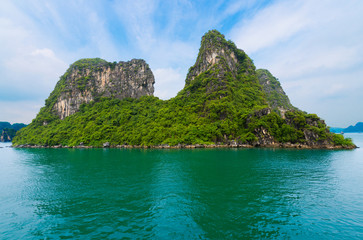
[256,69,298,114]
[13,30,354,148]
[31,57,154,123]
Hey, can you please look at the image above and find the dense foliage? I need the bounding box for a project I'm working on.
[13,30,354,148]
[0,122,27,131]
[13,95,353,147]
[1,128,17,142]
[0,122,26,142]
[0,122,12,130]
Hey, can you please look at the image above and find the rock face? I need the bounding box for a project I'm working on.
[185,30,254,86]
[0,122,27,142]
[52,58,154,119]
[256,69,296,117]
[1,129,16,142]
[12,30,356,149]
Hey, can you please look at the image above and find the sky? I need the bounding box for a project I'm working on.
[0,0,362,127]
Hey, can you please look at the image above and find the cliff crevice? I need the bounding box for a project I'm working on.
[52,58,154,119]
[13,30,356,149]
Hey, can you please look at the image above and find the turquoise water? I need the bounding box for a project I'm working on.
[0,134,362,239]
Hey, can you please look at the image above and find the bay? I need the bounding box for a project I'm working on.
[0,134,362,239]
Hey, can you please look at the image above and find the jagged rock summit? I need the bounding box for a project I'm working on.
[181,30,266,109]
[13,30,355,149]
[50,58,154,119]
[185,30,250,85]
[183,30,296,117]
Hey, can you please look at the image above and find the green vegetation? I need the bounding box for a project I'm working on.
[1,128,16,141]
[0,122,27,142]
[13,30,355,148]
[13,95,351,147]
[0,122,27,132]
[70,58,108,71]
[256,69,297,113]
[331,134,354,147]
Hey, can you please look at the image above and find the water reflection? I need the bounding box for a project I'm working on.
[173,149,340,239]
[0,144,362,239]
[145,150,205,239]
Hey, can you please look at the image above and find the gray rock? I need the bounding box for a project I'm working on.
[52,59,155,119]
[256,69,296,116]
[185,31,242,86]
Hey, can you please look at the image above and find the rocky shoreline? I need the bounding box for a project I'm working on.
[12,142,357,150]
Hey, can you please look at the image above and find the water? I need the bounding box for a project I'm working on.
[0,134,362,239]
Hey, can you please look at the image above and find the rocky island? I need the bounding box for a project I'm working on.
[13,30,355,149]
[343,122,363,133]
[0,122,27,142]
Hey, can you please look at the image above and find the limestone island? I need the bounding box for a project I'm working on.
[13,30,356,149]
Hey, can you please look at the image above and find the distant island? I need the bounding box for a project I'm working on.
[13,30,355,149]
[331,122,363,133]
[329,127,344,133]
[0,122,27,142]
[344,122,363,133]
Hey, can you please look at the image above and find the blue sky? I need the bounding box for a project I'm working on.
[0,0,362,127]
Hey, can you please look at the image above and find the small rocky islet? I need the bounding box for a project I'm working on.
[13,30,355,149]
[0,122,27,142]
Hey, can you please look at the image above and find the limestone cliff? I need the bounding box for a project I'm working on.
[185,30,254,87]
[50,58,154,119]
[1,128,16,142]
[13,30,355,149]
[0,122,26,142]
[256,69,297,117]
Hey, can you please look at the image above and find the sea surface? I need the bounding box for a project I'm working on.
[0,134,362,239]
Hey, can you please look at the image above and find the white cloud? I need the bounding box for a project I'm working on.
[0,100,43,124]
[0,4,68,102]
[230,1,311,53]
[283,71,363,127]
[266,45,362,80]
[0,0,124,122]
[3,47,67,98]
[222,0,257,16]
[1,0,361,128]
[31,48,56,58]
[112,0,198,99]
[113,0,158,53]
[154,68,186,99]
[229,0,363,126]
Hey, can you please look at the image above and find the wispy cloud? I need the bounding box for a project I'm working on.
[229,0,363,126]
[0,100,43,123]
[3,48,67,100]
[111,0,200,97]
[154,68,185,100]
[0,0,362,126]
[0,2,68,102]
[0,0,124,122]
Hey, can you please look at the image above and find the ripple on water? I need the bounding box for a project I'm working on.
[0,142,362,239]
